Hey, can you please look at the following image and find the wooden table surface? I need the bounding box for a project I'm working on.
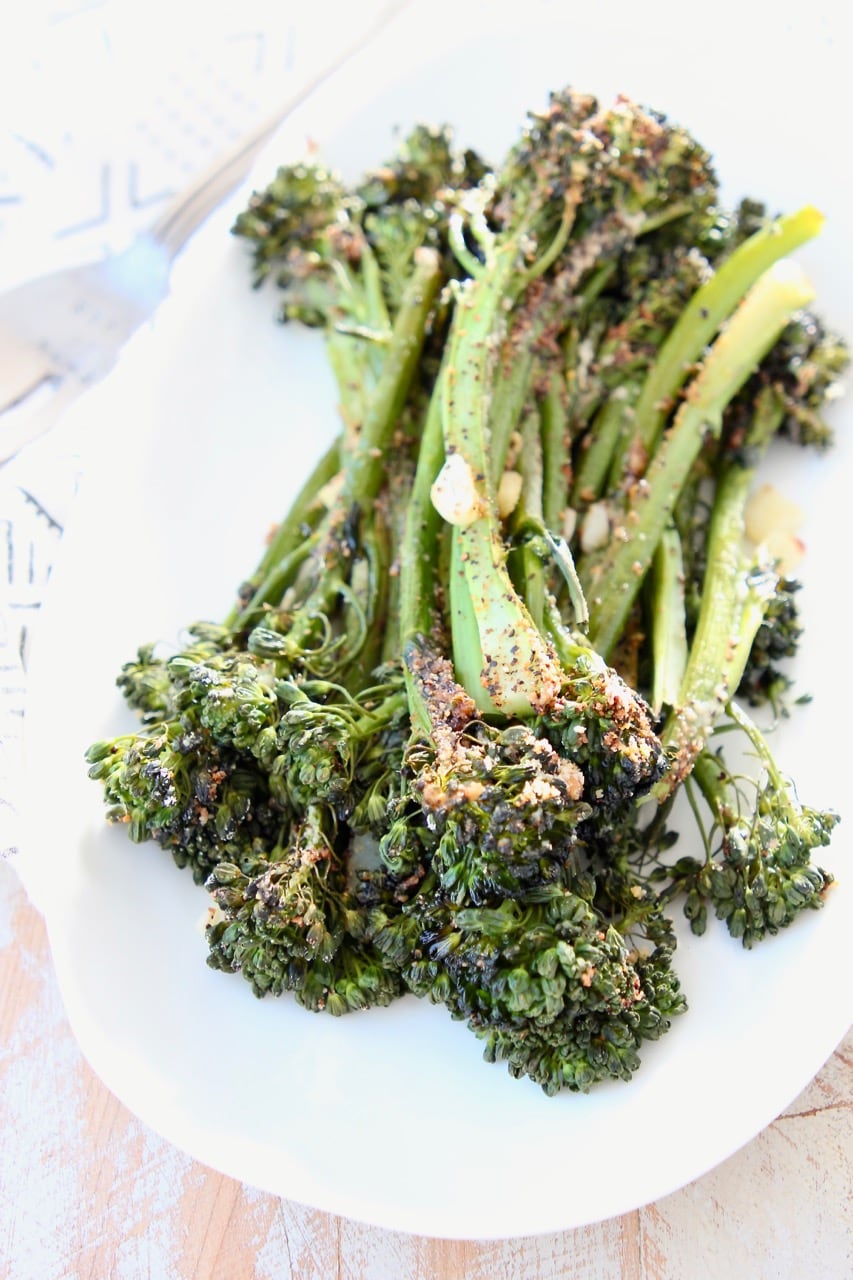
[1,858,850,1280]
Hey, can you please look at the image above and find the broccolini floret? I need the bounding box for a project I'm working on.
[206,804,405,1012]
[662,712,837,948]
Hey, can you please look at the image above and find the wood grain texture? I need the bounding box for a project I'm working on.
[1,857,850,1280]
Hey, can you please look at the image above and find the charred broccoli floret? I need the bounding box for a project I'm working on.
[201,669,414,1011]
[403,872,684,1095]
[206,806,405,1012]
[736,576,803,710]
[662,708,837,948]
[85,724,281,883]
[364,641,685,1094]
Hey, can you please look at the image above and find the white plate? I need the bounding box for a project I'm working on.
[21,0,853,1239]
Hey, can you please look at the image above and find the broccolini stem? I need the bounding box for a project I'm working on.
[647,524,689,716]
[585,260,816,659]
[507,408,547,629]
[229,238,436,645]
[570,392,635,506]
[250,249,442,678]
[437,244,564,715]
[399,386,448,739]
[722,386,788,685]
[655,478,772,798]
[359,240,393,337]
[690,696,832,849]
[323,244,393,445]
[654,390,788,797]
[400,390,446,645]
[629,206,824,456]
[488,345,538,488]
[341,247,442,510]
[540,371,570,533]
[234,531,324,631]
[223,438,342,630]
[687,749,735,828]
[722,699,810,833]
[337,496,394,691]
[488,248,621,492]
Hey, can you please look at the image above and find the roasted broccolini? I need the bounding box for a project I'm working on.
[86,91,847,1094]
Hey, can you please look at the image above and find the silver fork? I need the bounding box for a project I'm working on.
[0,148,260,464]
[0,3,407,466]
[0,122,290,467]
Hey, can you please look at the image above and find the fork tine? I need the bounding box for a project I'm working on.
[0,326,59,416]
[0,376,84,468]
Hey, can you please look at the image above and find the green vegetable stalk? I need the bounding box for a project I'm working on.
[584,258,819,659]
